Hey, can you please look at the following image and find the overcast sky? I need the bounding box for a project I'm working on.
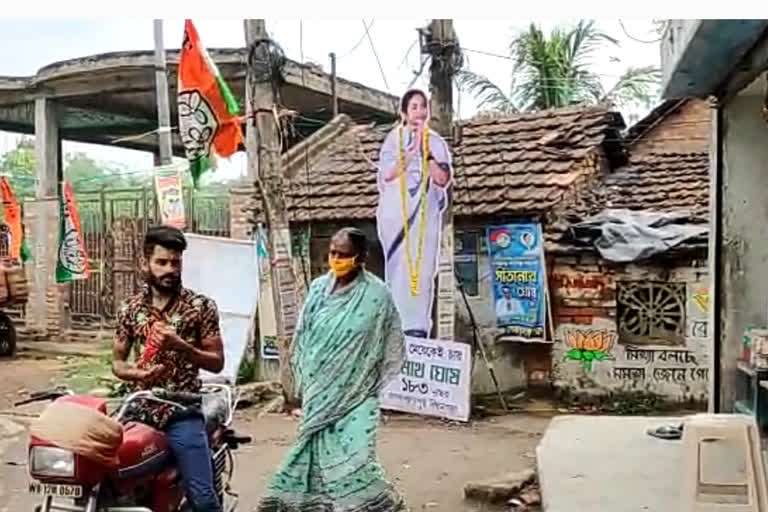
[0,19,662,183]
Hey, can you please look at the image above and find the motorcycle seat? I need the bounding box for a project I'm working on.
[201,392,229,432]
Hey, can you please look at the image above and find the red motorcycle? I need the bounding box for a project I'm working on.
[19,383,251,512]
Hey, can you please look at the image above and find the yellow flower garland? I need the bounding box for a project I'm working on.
[397,125,430,296]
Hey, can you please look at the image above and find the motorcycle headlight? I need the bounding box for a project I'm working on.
[30,447,75,478]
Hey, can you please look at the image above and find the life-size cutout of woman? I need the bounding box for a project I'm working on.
[376,88,453,338]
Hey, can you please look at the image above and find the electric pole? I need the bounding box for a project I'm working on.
[425,19,459,341]
[244,19,297,403]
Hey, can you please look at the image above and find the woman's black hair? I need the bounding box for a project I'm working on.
[144,225,187,259]
[400,89,428,118]
[335,227,368,262]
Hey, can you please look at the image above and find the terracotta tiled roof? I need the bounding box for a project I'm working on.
[256,106,625,222]
[556,151,709,220]
[284,116,385,221]
[453,106,624,215]
[546,151,710,252]
[602,152,709,217]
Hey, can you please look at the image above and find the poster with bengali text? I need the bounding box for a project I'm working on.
[380,337,471,422]
[487,223,546,340]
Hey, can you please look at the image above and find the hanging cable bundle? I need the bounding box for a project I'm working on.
[246,37,287,85]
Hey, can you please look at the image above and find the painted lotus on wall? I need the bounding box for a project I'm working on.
[563,329,617,371]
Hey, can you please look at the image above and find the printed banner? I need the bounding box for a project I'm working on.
[380,336,471,422]
[154,166,186,229]
[487,223,546,340]
[260,335,279,360]
[55,182,90,283]
[376,89,453,337]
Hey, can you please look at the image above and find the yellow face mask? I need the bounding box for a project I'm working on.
[328,254,357,278]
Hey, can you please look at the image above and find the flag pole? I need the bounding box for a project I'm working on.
[153,19,174,166]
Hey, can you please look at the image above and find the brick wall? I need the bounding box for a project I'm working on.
[549,253,710,403]
[549,254,616,325]
[631,99,711,155]
[229,185,257,240]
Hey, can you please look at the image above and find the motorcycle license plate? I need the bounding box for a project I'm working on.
[28,482,83,498]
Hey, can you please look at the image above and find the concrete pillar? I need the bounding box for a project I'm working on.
[35,98,59,199]
[25,97,65,338]
[719,78,768,411]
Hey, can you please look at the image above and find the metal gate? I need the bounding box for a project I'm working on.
[69,187,230,328]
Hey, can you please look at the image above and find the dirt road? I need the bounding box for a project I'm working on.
[233,412,548,511]
[0,355,549,512]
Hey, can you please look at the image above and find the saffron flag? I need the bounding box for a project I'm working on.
[0,177,30,262]
[55,182,90,283]
[178,19,242,186]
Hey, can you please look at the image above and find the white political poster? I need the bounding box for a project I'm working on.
[182,233,259,383]
[380,336,471,422]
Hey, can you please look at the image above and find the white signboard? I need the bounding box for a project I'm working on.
[182,233,259,383]
[380,337,471,422]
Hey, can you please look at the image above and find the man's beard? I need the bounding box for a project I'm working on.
[147,272,181,293]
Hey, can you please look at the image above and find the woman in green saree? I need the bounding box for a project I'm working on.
[258,227,407,512]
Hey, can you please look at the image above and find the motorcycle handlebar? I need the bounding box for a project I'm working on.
[150,389,202,406]
[113,388,208,422]
[14,387,72,407]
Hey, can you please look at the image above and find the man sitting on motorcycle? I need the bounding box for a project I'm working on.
[112,225,225,512]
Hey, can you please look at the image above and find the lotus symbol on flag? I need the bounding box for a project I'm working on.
[178,89,217,161]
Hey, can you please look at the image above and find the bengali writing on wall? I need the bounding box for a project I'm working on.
[687,285,709,340]
[380,337,471,422]
[612,347,708,383]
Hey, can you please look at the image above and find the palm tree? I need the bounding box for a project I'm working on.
[457,20,661,115]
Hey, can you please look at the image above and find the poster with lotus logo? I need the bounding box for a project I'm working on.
[487,223,547,341]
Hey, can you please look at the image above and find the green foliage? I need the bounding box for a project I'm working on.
[0,138,240,200]
[457,20,661,115]
[237,356,257,385]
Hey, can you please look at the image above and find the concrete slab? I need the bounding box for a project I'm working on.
[537,415,684,512]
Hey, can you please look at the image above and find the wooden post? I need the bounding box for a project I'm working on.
[329,52,338,117]
[426,19,458,341]
[244,19,298,404]
[428,20,456,141]
[243,23,258,184]
[153,19,173,166]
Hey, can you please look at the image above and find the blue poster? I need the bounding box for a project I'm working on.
[487,223,545,339]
